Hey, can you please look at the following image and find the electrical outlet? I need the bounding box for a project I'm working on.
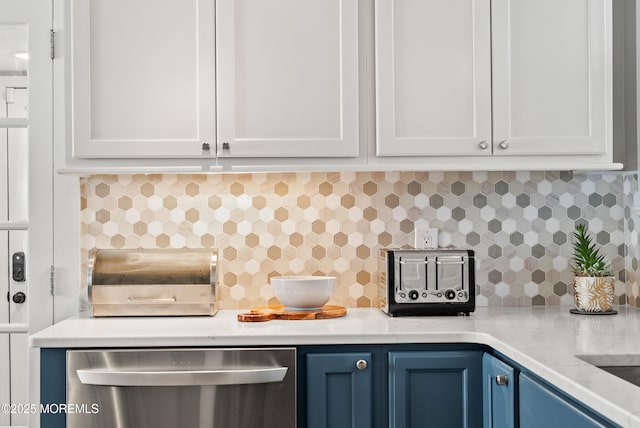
[414,226,438,249]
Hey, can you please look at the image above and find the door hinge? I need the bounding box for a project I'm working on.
[50,29,55,60]
[50,265,55,296]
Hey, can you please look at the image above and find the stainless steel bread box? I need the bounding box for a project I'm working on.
[88,249,218,317]
[379,248,475,316]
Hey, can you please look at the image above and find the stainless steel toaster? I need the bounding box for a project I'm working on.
[379,248,475,316]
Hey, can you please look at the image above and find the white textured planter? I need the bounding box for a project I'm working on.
[573,276,615,312]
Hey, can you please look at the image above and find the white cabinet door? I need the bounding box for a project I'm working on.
[375,0,492,156]
[375,0,611,161]
[491,0,611,156]
[71,0,216,158]
[216,0,359,158]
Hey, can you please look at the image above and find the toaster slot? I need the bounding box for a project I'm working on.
[435,256,465,291]
[398,257,428,298]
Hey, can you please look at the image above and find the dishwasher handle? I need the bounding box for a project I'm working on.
[76,366,288,387]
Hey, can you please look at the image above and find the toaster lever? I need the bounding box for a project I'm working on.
[435,260,465,265]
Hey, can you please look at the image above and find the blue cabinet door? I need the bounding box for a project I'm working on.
[519,373,614,428]
[306,352,373,428]
[482,353,515,428]
[388,351,483,428]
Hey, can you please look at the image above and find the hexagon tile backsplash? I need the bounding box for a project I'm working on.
[81,171,634,310]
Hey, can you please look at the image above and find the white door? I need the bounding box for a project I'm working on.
[216,0,359,158]
[491,0,611,156]
[0,68,29,428]
[0,0,53,426]
[375,0,492,156]
[70,0,215,158]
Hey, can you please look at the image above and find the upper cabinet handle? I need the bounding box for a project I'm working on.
[478,141,489,150]
[499,141,509,150]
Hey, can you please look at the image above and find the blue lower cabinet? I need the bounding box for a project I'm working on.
[43,345,620,428]
[306,352,373,428]
[482,353,516,428]
[388,351,483,428]
[519,372,616,428]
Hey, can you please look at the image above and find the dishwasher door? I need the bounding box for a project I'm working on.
[67,348,296,428]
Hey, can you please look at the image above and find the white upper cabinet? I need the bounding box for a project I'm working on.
[64,0,617,170]
[69,0,359,161]
[375,0,492,156]
[216,0,359,158]
[375,0,613,162]
[492,0,610,156]
[70,0,215,158]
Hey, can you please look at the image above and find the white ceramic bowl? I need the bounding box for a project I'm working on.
[271,276,336,310]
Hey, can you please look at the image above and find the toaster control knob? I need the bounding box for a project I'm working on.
[408,290,419,300]
[445,290,456,300]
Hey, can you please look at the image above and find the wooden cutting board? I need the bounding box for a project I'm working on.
[237,304,347,322]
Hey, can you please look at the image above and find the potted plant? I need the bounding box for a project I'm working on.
[572,223,615,313]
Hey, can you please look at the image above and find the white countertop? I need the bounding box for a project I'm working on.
[30,306,640,427]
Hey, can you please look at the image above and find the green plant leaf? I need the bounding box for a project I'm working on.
[572,223,613,277]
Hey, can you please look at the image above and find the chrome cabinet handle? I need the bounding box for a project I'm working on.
[498,141,509,150]
[356,359,368,371]
[495,375,509,386]
[478,141,489,150]
[77,367,288,387]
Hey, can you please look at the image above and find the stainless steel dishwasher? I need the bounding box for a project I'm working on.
[67,348,296,428]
